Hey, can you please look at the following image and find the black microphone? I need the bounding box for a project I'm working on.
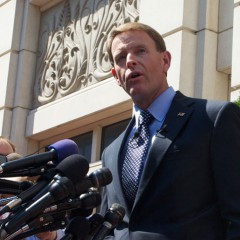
[0,178,33,191]
[29,153,89,204]
[0,168,56,215]
[0,165,53,178]
[4,211,67,240]
[44,191,101,214]
[74,167,112,195]
[0,153,22,165]
[0,196,16,206]
[88,213,104,237]
[92,203,125,240]
[0,153,50,177]
[61,192,101,220]
[0,139,79,174]
[1,154,89,237]
[0,156,7,165]
[60,216,90,240]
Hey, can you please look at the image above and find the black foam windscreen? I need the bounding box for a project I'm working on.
[56,154,89,184]
[64,216,90,239]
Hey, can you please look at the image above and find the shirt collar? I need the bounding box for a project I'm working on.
[133,86,176,127]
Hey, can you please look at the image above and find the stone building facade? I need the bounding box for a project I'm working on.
[0,0,239,170]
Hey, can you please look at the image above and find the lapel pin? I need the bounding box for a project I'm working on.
[177,112,185,117]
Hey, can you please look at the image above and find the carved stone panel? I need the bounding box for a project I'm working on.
[34,0,140,107]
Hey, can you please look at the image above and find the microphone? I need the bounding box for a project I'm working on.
[92,203,125,240]
[0,153,22,165]
[44,192,101,220]
[88,213,104,237]
[0,156,7,165]
[0,169,56,215]
[0,181,32,200]
[0,165,53,177]
[0,139,79,174]
[43,191,101,214]
[75,167,112,195]
[60,216,90,240]
[0,178,33,191]
[0,196,16,206]
[4,211,67,240]
[1,154,89,236]
[0,150,88,215]
[0,151,54,178]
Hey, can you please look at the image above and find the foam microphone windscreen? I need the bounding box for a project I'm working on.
[55,154,89,184]
[64,216,90,240]
[47,139,79,165]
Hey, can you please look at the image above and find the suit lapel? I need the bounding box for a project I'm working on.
[109,118,136,215]
[135,92,195,206]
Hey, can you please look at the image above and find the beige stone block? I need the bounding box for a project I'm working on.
[30,0,63,11]
[26,78,131,139]
[231,5,240,87]
[196,30,229,100]
[140,0,198,35]
[19,3,40,52]
[219,0,234,32]
[0,52,18,108]
[0,108,12,138]
[14,50,37,109]
[11,107,30,155]
[164,33,182,91]
[0,0,16,54]
[198,0,219,32]
[11,1,25,51]
[165,30,197,97]
[30,0,54,5]
[0,1,25,52]
[179,31,197,97]
[217,28,233,73]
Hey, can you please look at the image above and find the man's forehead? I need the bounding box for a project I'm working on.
[112,32,149,51]
[113,30,148,42]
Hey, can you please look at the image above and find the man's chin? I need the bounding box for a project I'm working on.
[130,89,144,99]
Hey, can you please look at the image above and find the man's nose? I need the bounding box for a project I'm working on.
[126,53,137,68]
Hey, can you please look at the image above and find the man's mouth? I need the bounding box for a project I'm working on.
[131,73,140,78]
[128,72,141,80]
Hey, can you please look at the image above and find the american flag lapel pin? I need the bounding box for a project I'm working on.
[177,112,186,117]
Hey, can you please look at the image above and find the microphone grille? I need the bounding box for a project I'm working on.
[110,203,126,219]
[90,167,113,187]
[104,203,125,227]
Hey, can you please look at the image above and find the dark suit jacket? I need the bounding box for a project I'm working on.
[100,91,240,240]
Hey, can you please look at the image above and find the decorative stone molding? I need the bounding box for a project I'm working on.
[34,0,139,107]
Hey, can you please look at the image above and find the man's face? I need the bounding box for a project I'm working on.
[111,30,171,109]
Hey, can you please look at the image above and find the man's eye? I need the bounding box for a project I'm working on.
[115,55,126,64]
[138,48,146,53]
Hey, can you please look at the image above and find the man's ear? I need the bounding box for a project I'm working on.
[163,51,171,72]
[112,68,121,86]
